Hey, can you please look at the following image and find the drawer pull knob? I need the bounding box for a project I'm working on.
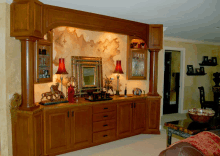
[104,107,108,109]
[103,135,108,137]
[103,124,108,127]
[103,115,108,117]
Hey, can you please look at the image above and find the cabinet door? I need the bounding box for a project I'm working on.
[133,100,146,134]
[145,97,161,134]
[70,106,92,149]
[117,101,133,138]
[45,108,69,155]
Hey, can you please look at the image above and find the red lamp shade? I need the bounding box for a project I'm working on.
[56,58,68,74]
[113,60,124,74]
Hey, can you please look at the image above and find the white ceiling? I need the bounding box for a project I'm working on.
[37,0,220,43]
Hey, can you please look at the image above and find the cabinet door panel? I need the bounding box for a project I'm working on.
[70,106,92,148]
[145,98,161,134]
[133,100,146,134]
[45,108,69,155]
[117,102,133,138]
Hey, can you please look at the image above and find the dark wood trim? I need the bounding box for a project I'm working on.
[42,4,148,41]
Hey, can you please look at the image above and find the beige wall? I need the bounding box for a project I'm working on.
[0,2,21,156]
[164,40,220,111]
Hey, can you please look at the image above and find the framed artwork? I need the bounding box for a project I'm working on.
[200,67,205,74]
[212,57,217,65]
[187,65,194,74]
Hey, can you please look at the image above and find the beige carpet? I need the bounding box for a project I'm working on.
[59,130,182,156]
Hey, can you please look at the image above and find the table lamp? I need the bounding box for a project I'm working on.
[113,60,124,95]
[56,58,68,98]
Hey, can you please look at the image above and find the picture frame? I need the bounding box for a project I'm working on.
[203,56,208,63]
[200,67,205,74]
[187,65,194,74]
[212,57,217,65]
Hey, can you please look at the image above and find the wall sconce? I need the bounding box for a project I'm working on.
[113,60,124,95]
[56,58,68,98]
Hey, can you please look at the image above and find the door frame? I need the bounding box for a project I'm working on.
[163,47,186,114]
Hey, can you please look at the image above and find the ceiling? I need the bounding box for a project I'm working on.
[18,0,220,43]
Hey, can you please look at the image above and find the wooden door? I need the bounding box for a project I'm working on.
[69,106,92,149]
[133,100,146,134]
[45,108,69,155]
[117,101,133,138]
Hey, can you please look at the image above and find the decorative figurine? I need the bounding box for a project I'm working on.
[133,88,142,95]
[103,75,114,95]
[41,83,64,103]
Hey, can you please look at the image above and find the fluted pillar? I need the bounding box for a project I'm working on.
[147,49,160,96]
[19,37,39,110]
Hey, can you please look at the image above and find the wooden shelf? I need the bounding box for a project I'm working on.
[199,63,218,66]
[186,73,207,76]
[34,40,53,84]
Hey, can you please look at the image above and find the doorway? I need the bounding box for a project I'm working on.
[163,50,181,114]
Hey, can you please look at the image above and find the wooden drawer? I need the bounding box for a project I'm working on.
[93,111,116,122]
[93,129,116,143]
[93,119,116,132]
[93,104,116,114]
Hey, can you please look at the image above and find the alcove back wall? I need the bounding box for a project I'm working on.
[34,27,150,102]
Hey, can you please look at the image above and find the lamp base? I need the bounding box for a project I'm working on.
[115,90,120,95]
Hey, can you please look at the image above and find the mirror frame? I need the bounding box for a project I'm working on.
[72,56,103,96]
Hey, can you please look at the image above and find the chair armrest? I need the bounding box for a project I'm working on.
[159,142,204,156]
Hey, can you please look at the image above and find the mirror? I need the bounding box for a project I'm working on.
[82,67,95,86]
[72,56,103,96]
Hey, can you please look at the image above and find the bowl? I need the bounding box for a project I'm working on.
[188,108,215,123]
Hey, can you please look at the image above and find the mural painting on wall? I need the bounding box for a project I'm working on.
[53,27,121,91]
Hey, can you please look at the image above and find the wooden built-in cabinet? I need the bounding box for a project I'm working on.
[34,40,53,84]
[44,106,92,155]
[12,96,160,156]
[117,99,146,138]
[127,36,148,80]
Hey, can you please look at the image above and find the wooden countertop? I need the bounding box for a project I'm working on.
[16,94,161,114]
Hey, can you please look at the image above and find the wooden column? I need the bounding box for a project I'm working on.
[19,37,39,110]
[147,49,160,96]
